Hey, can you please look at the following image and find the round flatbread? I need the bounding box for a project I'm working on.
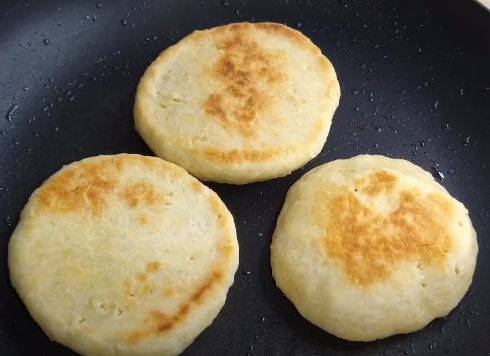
[9,154,239,355]
[134,22,340,184]
[270,154,478,341]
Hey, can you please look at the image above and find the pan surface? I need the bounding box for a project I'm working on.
[0,0,489,355]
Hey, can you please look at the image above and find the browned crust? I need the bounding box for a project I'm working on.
[34,155,172,216]
[200,119,326,164]
[314,170,454,286]
[36,161,118,217]
[202,147,281,164]
[122,164,236,343]
[30,154,237,344]
[124,197,236,344]
[134,22,339,167]
[354,170,397,196]
[120,182,166,209]
[124,230,235,345]
[202,26,286,137]
[126,270,224,344]
[125,233,236,344]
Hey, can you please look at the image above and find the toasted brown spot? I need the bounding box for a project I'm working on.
[355,170,398,195]
[163,287,175,297]
[124,265,160,300]
[35,156,169,216]
[36,160,119,216]
[146,261,161,274]
[314,171,453,286]
[143,282,155,296]
[205,93,227,124]
[201,115,325,165]
[138,215,148,225]
[209,194,226,221]
[127,310,168,343]
[137,273,148,283]
[191,181,204,193]
[219,241,234,257]
[191,270,223,302]
[203,147,280,164]
[203,28,285,136]
[126,269,224,344]
[120,182,165,208]
[127,331,143,344]
[149,310,168,327]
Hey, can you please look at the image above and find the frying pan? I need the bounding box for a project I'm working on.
[0,0,489,355]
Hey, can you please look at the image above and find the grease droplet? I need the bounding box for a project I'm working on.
[5,104,18,120]
[5,215,14,226]
[431,167,445,181]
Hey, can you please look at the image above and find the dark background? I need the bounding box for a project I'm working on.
[0,0,489,355]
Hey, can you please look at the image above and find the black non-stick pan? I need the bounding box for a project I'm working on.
[1,0,489,355]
